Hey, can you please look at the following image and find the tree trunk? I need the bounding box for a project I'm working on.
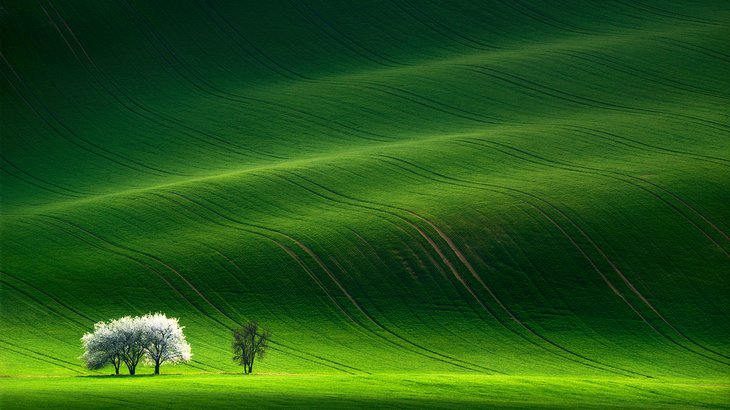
[129,367,136,376]
[154,361,160,375]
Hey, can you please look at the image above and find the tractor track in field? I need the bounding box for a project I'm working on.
[278,171,654,378]
[343,203,562,370]
[289,0,403,69]
[338,223,532,366]
[0,154,91,198]
[456,64,730,133]
[560,125,730,168]
[192,0,308,81]
[657,37,730,63]
[158,190,500,374]
[496,0,592,36]
[118,0,395,145]
[121,0,512,140]
[395,0,503,52]
[376,155,730,366]
[41,0,286,163]
[167,191,498,374]
[1,53,184,179]
[0,339,84,374]
[454,137,729,249]
[613,0,723,27]
[0,270,94,327]
[34,212,363,375]
[450,135,730,318]
[153,191,442,375]
[549,50,728,100]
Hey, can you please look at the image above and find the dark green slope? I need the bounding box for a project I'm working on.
[1,0,728,379]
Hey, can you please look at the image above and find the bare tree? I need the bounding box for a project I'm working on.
[232,321,270,374]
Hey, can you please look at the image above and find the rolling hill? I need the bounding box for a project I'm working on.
[1,0,729,407]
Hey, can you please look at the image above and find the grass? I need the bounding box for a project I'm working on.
[1,0,729,407]
[2,374,728,409]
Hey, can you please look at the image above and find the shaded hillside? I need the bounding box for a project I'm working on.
[1,0,728,378]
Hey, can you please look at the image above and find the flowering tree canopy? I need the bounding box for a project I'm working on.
[81,313,191,375]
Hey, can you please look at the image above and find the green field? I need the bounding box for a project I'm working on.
[1,0,729,408]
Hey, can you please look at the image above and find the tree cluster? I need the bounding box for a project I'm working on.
[81,313,192,375]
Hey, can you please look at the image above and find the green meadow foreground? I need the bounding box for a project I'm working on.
[1,0,729,408]
[2,374,728,409]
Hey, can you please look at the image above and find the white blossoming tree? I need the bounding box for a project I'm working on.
[140,313,192,375]
[115,316,147,375]
[81,320,124,375]
[81,313,191,375]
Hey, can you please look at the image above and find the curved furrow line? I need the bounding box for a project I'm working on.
[0,154,92,197]
[194,0,309,81]
[396,0,502,51]
[44,0,279,164]
[36,2,216,173]
[656,37,730,62]
[119,0,571,144]
[551,49,728,100]
[213,230,461,365]
[124,0,522,137]
[292,0,404,68]
[0,166,79,200]
[340,223,512,357]
[117,1,392,145]
[153,191,438,375]
[0,54,178,178]
[342,79,503,125]
[494,0,591,35]
[284,0,391,68]
[376,155,716,369]
[0,269,96,324]
[584,379,715,408]
[612,0,724,26]
[0,340,84,374]
[459,64,730,132]
[562,125,730,166]
[38,211,362,374]
[378,155,730,365]
[0,280,89,330]
[330,232,512,365]
[456,137,729,248]
[187,359,228,373]
[284,171,652,377]
[116,0,292,159]
[180,360,216,373]
[513,1,598,34]
[266,345,357,375]
[126,5,398,147]
[178,187,501,375]
[301,165,662,377]
[537,135,729,240]
[466,210,688,376]
[162,190,498,374]
[338,203,563,371]
[390,236,563,372]
[205,243,375,374]
[401,205,682,374]
[35,215,237,330]
[204,246,280,322]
